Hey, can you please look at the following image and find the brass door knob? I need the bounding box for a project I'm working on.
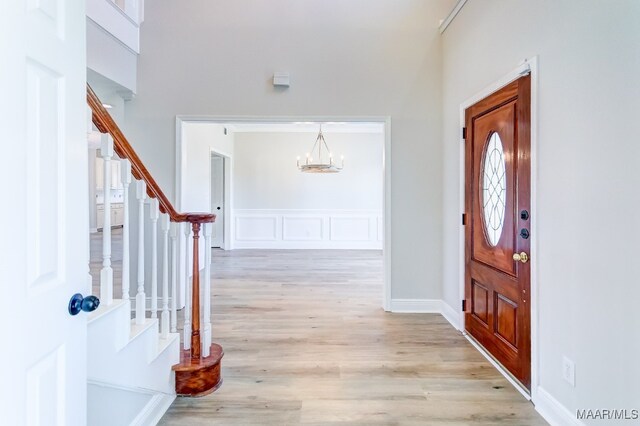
[513,252,529,263]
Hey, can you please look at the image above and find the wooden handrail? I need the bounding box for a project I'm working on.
[89,83,223,397]
[87,84,214,224]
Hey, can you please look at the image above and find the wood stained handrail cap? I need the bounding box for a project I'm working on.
[178,213,216,224]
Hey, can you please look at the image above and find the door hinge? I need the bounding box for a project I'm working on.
[462,300,467,312]
[462,127,467,140]
[462,213,467,225]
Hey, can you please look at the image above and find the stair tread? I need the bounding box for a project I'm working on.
[130,318,158,341]
[88,299,127,323]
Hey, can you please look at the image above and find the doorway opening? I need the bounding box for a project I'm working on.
[176,117,392,310]
[210,152,230,249]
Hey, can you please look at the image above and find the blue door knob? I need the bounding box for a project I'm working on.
[68,293,100,316]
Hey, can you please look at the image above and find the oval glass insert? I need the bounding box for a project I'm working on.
[481,132,506,246]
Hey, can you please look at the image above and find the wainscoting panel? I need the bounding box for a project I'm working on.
[329,217,371,241]
[235,216,278,241]
[233,210,382,249]
[282,216,324,241]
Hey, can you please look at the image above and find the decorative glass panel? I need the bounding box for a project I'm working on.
[482,132,506,246]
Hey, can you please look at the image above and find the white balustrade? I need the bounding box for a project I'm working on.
[202,223,212,357]
[160,214,170,339]
[135,180,147,324]
[149,198,159,320]
[100,135,114,306]
[120,159,132,303]
[170,223,178,333]
[183,222,192,350]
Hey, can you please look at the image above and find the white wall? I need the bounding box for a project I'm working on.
[181,123,233,212]
[125,0,455,300]
[441,0,640,422]
[233,131,383,249]
[234,132,383,210]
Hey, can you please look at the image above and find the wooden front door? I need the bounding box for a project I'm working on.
[464,75,531,389]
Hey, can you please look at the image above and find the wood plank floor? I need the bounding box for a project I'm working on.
[154,248,546,425]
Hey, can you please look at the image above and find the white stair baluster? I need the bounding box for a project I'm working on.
[183,222,192,350]
[120,159,132,304]
[149,198,159,320]
[203,223,212,357]
[100,135,114,306]
[170,222,178,333]
[135,180,147,324]
[160,214,170,338]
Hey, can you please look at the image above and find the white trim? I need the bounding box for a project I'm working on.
[87,380,175,426]
[130,393,176,426]
[389,299,442,313]
[175,115,392,312]
[464,333,531,400]
[441,301,461,330]
[457,57,539,398]
[232,209,382,249]
[439,0,468,34]
[535,387,583,426]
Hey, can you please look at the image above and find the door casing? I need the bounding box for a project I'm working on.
[175,115,393,311]
[457,57,539,401]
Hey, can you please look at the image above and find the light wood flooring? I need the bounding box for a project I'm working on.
[162,250,545,425]
[90,230,546,425]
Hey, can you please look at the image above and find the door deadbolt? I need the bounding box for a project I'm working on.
[513,252,529,264]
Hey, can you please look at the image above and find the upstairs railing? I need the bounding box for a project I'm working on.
[88,84,222,395]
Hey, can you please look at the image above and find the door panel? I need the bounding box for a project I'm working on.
[464,76,531,389]
[0,0,88,424]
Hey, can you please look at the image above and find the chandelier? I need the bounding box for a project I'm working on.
[297,124,344,173]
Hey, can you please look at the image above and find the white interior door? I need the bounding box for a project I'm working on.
[211,155,225,248]
[0,1,88,425]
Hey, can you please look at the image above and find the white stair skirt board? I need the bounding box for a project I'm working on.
[535,387,584,426]
[88,381,175,426]
[87,298,181,394]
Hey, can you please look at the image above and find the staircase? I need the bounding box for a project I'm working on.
[85,85,223,425]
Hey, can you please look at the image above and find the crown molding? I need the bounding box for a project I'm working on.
[439,0,468,34]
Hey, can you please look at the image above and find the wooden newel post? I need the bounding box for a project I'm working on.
[190,222,201,359]
[173,218,224,397]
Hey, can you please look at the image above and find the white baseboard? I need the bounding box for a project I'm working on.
[88,381,175,426]
[131,393,176,426]
[535,386,582,426]
[389,298,442,313]
[233,241,382,250]
[441,302,461,330]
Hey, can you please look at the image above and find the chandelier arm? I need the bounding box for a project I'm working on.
[318,133,324,162]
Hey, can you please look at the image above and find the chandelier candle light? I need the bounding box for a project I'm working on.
[297,124,344,173]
